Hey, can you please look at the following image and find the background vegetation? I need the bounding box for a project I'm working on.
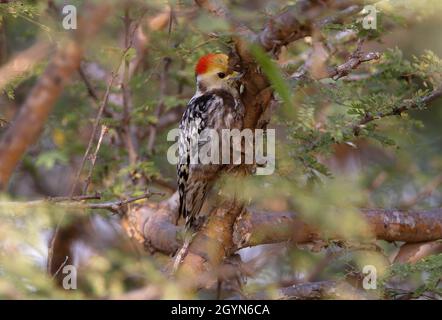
[0,0,442,299]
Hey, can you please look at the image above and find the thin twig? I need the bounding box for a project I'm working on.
[1,191,164,211]
[119,7,147,165]
[78,65,100,102]
[46,194,102,202]
[47,41,129,279]
[51,256,69,279]
[50,53,127,275]
[291,44,380,82]
[353,85,442,135]
[82,125,108,194]
[67,191,163,212]
[147,57,172,153]
[69,74,117,197]
[70,7,146,196]
[78,64,118,120]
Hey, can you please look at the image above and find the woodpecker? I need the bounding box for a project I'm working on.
[177,53,244,231]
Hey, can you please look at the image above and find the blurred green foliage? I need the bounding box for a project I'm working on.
[0,0,441,299]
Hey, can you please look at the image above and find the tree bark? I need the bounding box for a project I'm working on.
[125,200,442,253]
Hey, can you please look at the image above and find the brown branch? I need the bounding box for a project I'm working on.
[235,208,442,248]
[124,204,442,256]
[122,192,181,254]
[0,41,52,92]
[393,241,442,264]
[253,0,363,56]
[291,46,381,82]
[294,52,381,80]
[0,2,111,190]
[231,0,367,130]
[175,202,244,289]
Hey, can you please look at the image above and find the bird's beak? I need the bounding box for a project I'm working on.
[229,71,244,81]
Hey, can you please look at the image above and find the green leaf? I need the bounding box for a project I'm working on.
[251,44,294,116]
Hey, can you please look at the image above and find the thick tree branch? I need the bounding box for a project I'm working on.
[125,201,442,254]
[254,0,365,55]
[123,192,181,254]
[0,41,52,92]
[234,208,442,249]
[176,202,244,289]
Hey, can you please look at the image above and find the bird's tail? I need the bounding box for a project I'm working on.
[178,178,187,223]
[180,181,210,231]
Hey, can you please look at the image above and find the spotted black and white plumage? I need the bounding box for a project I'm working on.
[177,89,243,230]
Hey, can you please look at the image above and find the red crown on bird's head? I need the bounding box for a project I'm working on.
[195,53,229,75]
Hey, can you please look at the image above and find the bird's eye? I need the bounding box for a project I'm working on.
[217,72,226,79]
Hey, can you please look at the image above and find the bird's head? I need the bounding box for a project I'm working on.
[195,53,241,94]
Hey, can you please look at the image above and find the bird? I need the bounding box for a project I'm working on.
[177,53,244,231]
